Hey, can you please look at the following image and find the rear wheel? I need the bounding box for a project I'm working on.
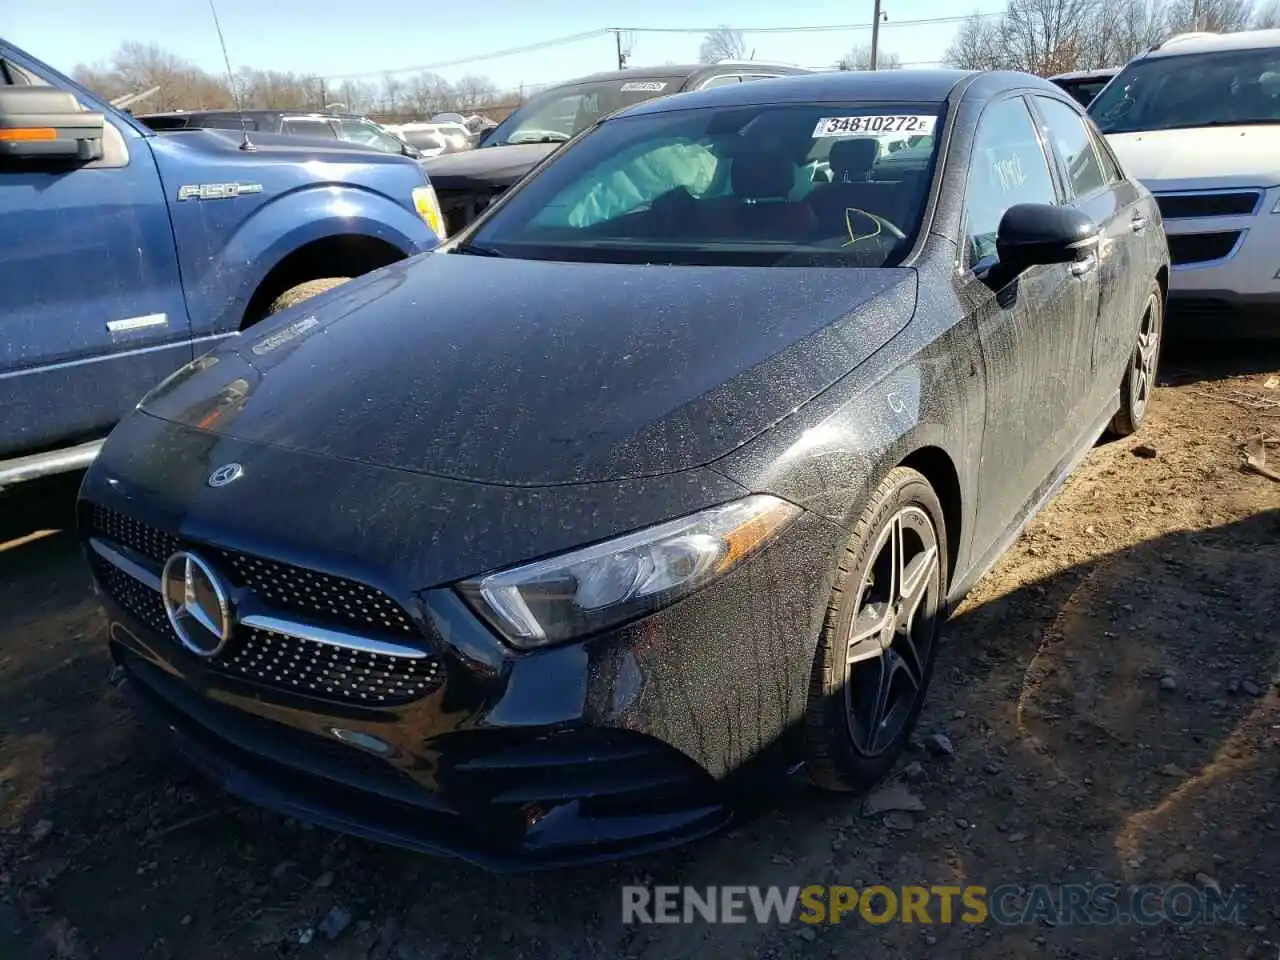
[266,277,350,318]
[805,467,948,791]
[1109,283,1163,437]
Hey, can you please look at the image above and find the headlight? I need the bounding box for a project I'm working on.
[456,495,801,649]
[412,185,446,240]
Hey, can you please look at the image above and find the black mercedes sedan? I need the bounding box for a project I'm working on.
[80,69,1168,869]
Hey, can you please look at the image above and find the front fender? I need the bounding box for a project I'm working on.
[182,184,438,338]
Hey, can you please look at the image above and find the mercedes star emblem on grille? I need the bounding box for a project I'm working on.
[207,462,244,487]
[161,551,233,657]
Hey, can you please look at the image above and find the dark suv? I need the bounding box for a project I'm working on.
[136,109,422,159]
[424,61,811,234]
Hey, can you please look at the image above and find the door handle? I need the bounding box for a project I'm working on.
[1070,253,1098,277]
[1130,215,1148,233]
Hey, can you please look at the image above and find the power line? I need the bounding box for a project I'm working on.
[322,13,1001,80]
[325,29,612,80]
[611,14,1000,35]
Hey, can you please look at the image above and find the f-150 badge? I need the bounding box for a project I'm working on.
[177,183,264,201]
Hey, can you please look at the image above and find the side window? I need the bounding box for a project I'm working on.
[203,116,259,131]
[745,74,782,83]
[700,75,741,89]
[0,58,47,86]
[1034,96,1106,198]
[283,118,338,139]
[1089,126,1124,183]
[964,97,1058,265]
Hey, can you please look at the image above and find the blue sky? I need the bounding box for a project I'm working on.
[8,0,985,92]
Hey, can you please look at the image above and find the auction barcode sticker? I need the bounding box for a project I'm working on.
[812,115,936,137]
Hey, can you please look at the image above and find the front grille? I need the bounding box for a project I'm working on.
[89,504,414,636]
[93,555,173,638]
[219,626,443,703]
[1155,191,1260,219]
[436,188,503,235]
[89,504,441,707]
[91,504,178,564]
[214,550,416,636]
[1168,231,1241,266]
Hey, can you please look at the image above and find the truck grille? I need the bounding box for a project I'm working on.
[1167,231,1241,266]
[88,504,440,706]
[1154,191,1260,219]
[436,187,503,235]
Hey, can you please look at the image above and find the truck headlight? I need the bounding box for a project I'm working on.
[412,185,446,240]
[456,495,801,649]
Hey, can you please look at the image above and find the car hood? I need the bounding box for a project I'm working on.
[138,254,917,486]
[1105,127,1280,190]
[422,142,559,190]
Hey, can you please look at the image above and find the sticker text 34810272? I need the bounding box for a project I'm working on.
[812,115,937,137]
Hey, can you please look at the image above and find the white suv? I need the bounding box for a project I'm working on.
[1090,29,1280,336]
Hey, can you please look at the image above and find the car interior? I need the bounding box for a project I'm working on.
[492,106,940,266]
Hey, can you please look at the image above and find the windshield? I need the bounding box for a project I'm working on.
[336,118,407,154]
[1057,77,1112,108]
[1091,48,1280,133]
[484,77,686,146]
[466,102,942,267]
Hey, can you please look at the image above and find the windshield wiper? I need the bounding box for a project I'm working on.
[451,242,506,258]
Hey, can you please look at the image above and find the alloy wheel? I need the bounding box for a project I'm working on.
[844,505,942,757]
[1130,295,1160,422]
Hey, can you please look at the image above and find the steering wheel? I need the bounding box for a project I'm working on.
[840,207,906,245]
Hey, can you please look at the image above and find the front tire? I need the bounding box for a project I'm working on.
[1109,282,1163,437]
[266,277,350,318]
[804,467,948,792]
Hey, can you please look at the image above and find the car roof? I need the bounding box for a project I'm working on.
[616,68,1060,118]
[1050,67,1120,81]
[1142,28,1280,58]
[549,62,811,87]
[137,109,368,121]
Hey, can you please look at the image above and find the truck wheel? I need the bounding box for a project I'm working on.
[804,467,948,792]
[266,278,349,317]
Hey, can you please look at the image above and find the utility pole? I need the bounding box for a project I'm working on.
[614,29,627,70]
[870,0,883,70]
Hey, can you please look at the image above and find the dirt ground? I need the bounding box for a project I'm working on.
[1,343,1278,960]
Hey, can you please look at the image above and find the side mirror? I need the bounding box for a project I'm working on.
[0,88,104,162]
[995,203,1098,273]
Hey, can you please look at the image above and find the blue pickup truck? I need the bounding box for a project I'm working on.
[0,40,443,487]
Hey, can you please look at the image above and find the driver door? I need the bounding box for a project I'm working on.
[958,95,1101,560]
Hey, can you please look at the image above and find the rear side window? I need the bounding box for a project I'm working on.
[1035,96,1106,199]
[964,97,1058,265]
[283,118,337,139]
[203,115,259,131]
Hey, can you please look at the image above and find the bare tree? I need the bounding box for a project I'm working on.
[452,74,499,111]
[403,72,454,116]
[944,13,1010,70]
[698,26,748,64]
[1254,0,1280,24]
[837,45,903,69]
[73,41,233,111]
[1164,0,1253,31]
[997,0,1102,75]
[236,68,315,110]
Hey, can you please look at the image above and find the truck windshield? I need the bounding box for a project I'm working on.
[483,77,686,146]
[1091,48,1280,133]
[466,101,942,267]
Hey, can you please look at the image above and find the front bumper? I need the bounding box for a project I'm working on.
[82,415,841,868]
[1155,185,1280,335]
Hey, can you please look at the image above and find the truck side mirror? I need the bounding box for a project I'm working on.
[0,88,105,162]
